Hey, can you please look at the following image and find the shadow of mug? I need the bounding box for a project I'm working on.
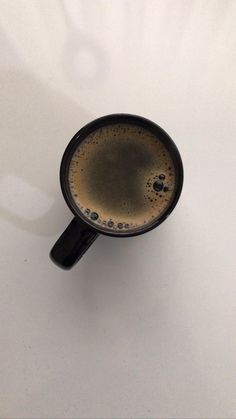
[0,69,92,236]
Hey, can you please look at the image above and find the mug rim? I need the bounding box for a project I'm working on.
[60,113,184,237]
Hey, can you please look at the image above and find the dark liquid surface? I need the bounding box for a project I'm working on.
[68,123,176,233]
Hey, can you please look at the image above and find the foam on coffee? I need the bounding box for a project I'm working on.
[68,123,176,233]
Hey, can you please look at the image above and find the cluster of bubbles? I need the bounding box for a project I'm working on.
[82,207,130,230]
[144,172,171,210]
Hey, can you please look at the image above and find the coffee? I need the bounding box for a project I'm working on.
[68,123,177,234]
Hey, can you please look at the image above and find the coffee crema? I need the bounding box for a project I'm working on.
[68,123,176,233]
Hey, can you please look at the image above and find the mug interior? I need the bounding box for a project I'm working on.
[60,114,183,237]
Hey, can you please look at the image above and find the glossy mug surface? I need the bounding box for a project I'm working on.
[50,114,183,269]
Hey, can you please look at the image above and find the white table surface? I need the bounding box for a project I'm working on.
[1,1,236,418]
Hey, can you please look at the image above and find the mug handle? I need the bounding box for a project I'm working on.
[50,217,98,269]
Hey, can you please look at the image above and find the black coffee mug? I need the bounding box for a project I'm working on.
[50,114,183,269]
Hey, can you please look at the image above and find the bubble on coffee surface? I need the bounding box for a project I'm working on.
[68,123,176,233]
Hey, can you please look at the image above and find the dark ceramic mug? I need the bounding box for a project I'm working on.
[50,114,183,269]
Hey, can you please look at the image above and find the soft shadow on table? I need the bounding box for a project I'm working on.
[60,0,108,88]
[59,215,207,411]
[64,222,174,317]
[0,69,91,236]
